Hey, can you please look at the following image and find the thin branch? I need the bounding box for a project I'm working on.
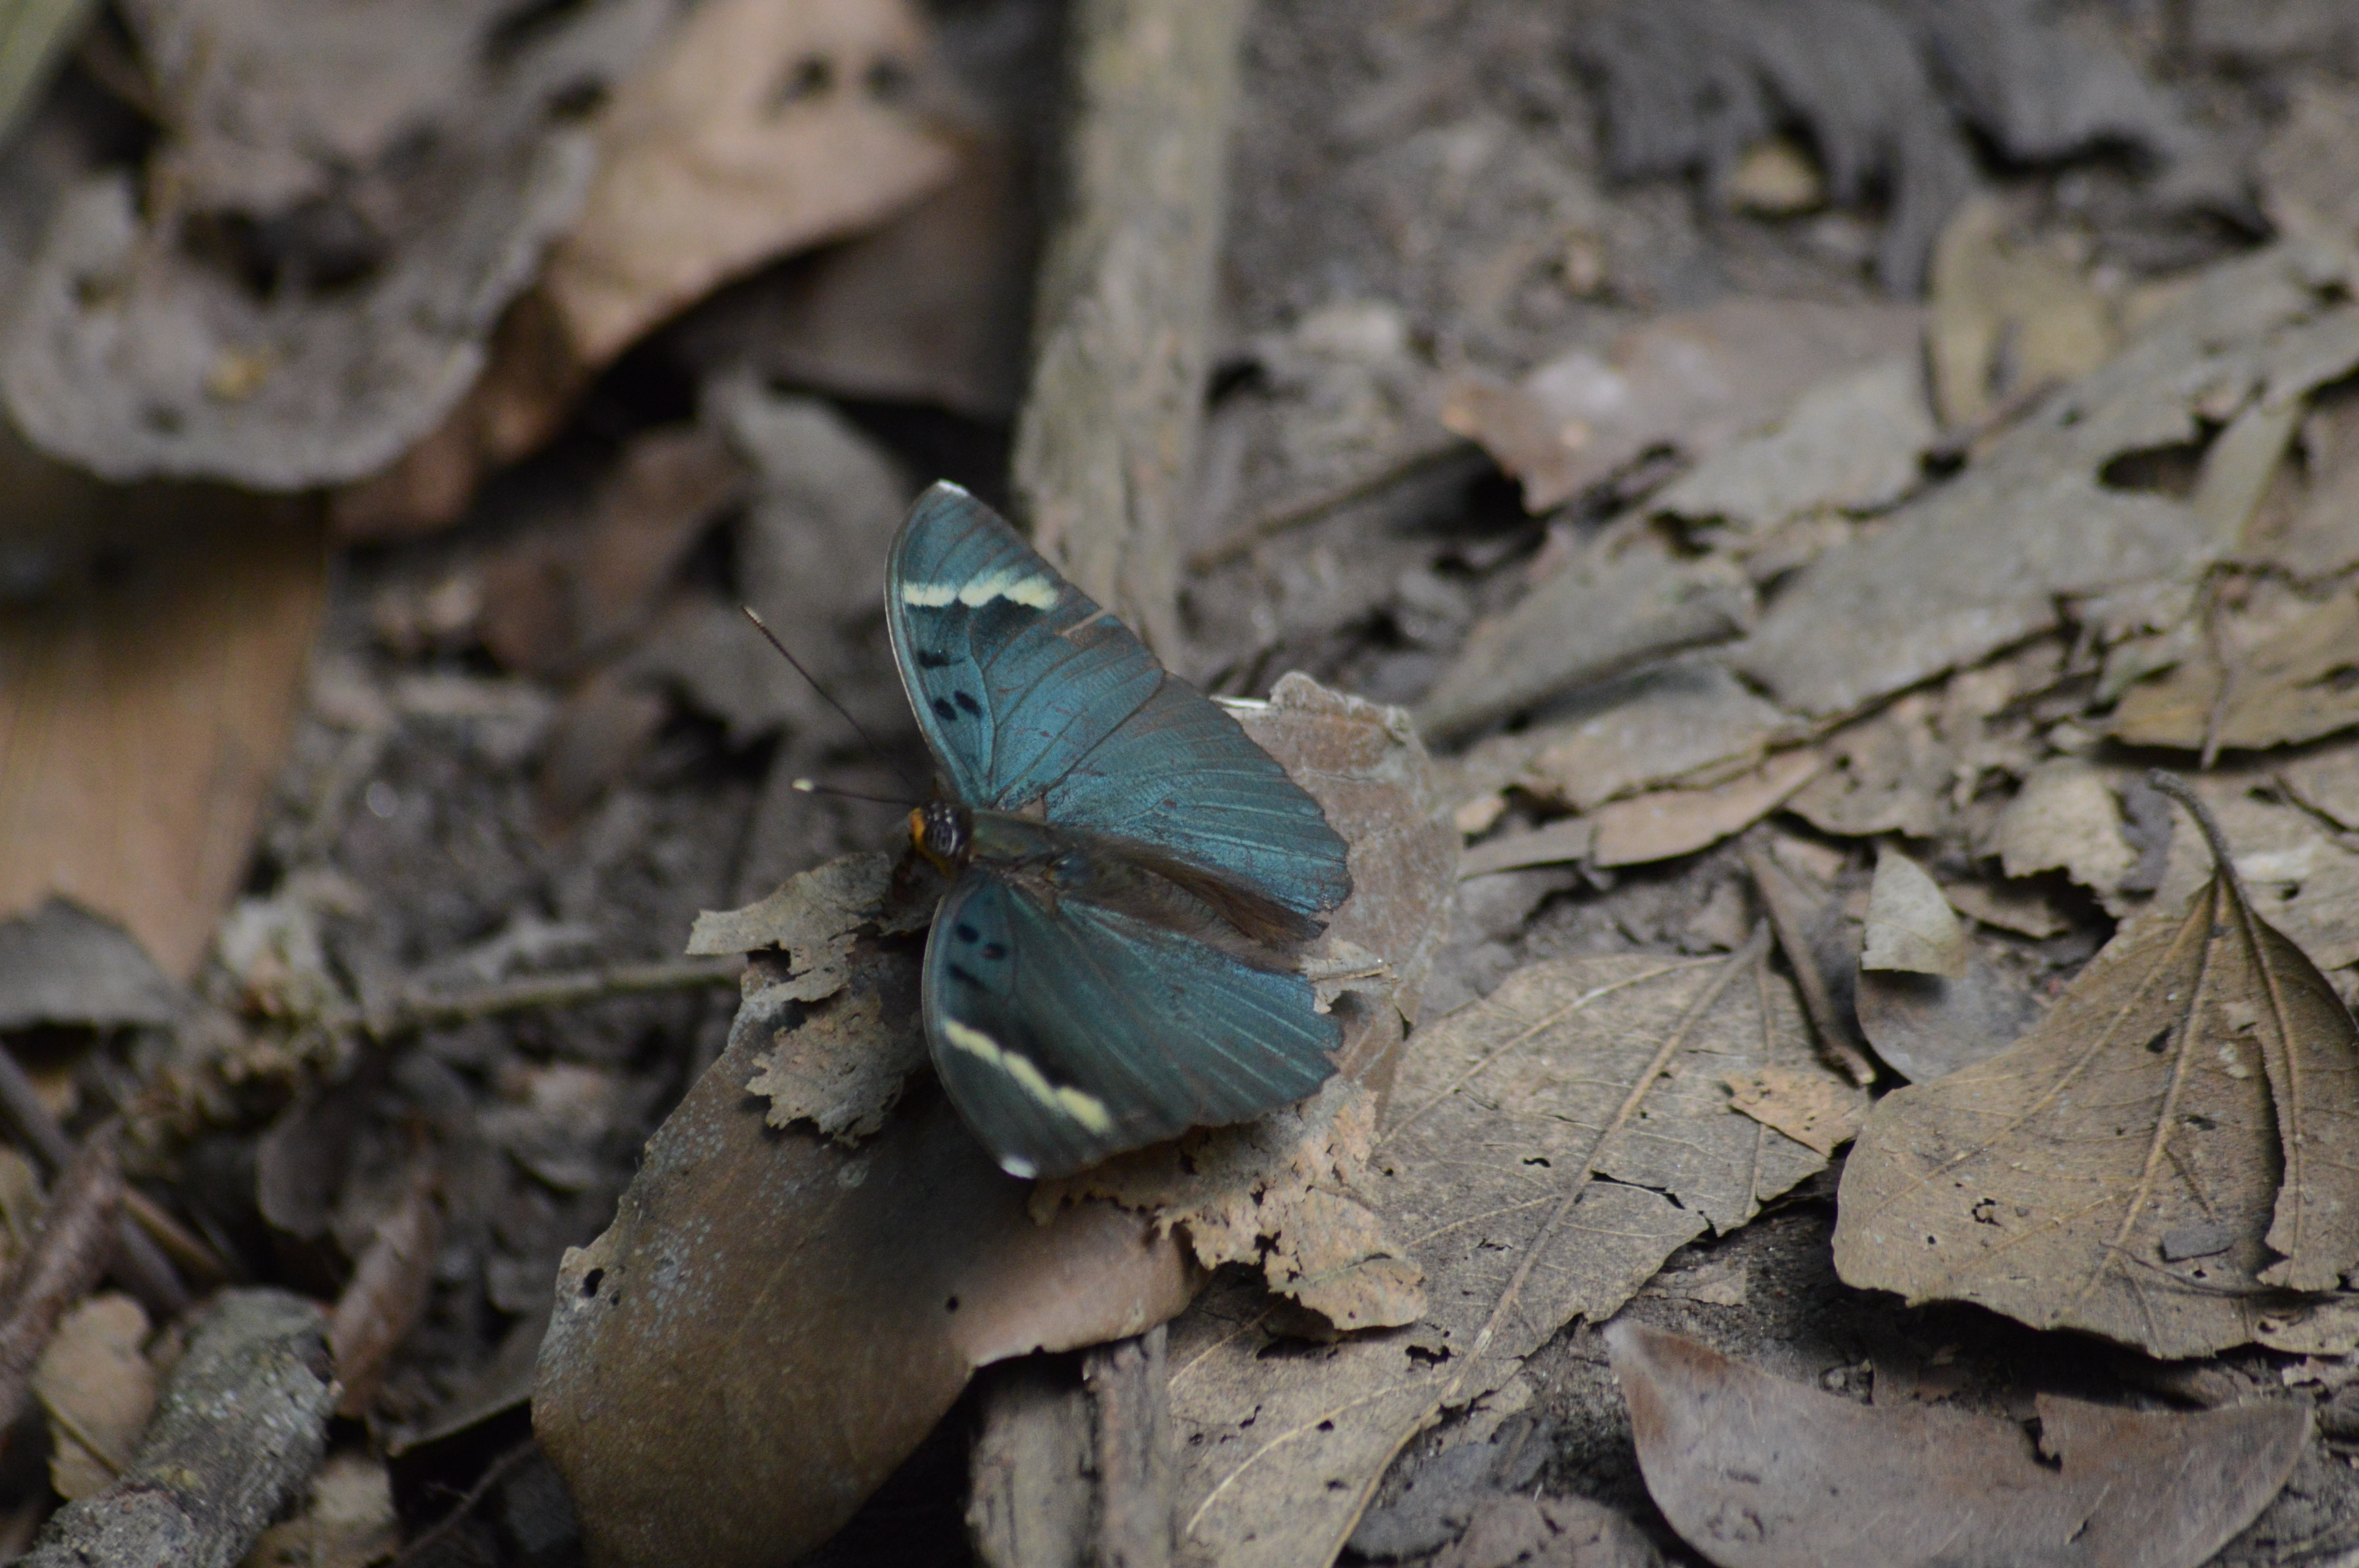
[328,957,741,1040]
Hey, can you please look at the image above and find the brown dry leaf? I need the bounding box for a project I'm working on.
[1434,1494,1661,1568]
[544,0,959,367]
[2258,80,2359,247]
[32,1293,153,1501]
[1650,358,1934,534]
[1736,241,2359,719]
[746,958,929,1142]
[1722,1064,1865,1158]
[1168,937,1848,1568]
[2146,769,2359,975]
[238,1452,401,1568]
[326,1159,440,1418]
[0,500,327,978]
[1610,1321,2307,1568]
[0,900,184,1032]
[1783,692,1951,840]
[1440,298,1921,514]
[2283,744,2359,831]
[1415,540,1757,744]
[1591,750,1821,868]
[1459,819,1594,880]
[1996,757,2138,895]
[1835,787,2359,1356]
[538,679,1452,1568]
[1514,661,1794,814]
[1859,848,1967,979]
[1927,195,2121,429]
[1943,877,2069,939]
[2114,589,2359,753]
[1854,958,2047,1087]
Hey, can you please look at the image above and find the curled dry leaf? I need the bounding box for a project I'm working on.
[1859,848,1968,979]
[33,1293,153,1501]
[544,0,960,367]
[536,677,1452,1568]
[1168,933,1851,1568]
[1835,782,2359,1357]
[1609,1321,2307,1568]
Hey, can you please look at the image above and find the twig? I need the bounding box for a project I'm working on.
[20,1290,336,1568]
[0,1125,123,1439]
[0,1051,187,1317]
[1187,439,1479,571]
[327,957,741,1039]
[1741,843,1877,1086]
[389,1443,539,1568]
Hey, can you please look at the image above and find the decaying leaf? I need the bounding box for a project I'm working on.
[1610,1321,2307,1568]
[1928,194,2121,429]
[1783,692,1951,841]
[1590,750,1820,868]
[537,678,1454,1568]
[544,0,959,366]
[33,1293,153,1501]
[1459,818,1594,880]
[327,1158,441,1418]
[1414,540,1757,744]
[1721,1064,1865,1158]
[0,501,327,979]
[2146,768,2359,975]
[1440,298,1921,515]
[1854,956,2046,1087]
[1859,848,1967,979]
[1512,660,1794,814]
[2283,744,2359,832]
[1736,241,2359,719]
[1835,780,2359,1356]
[1996,757,2138,895]
[1168,935,1851,1567]
[0,899,183,1032]
[1943,877,2069,940]
[2114,589,2359,754]
[1650,358,1934,534]
[745,977,929,1142]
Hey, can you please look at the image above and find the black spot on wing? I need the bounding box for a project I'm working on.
[955,691,983,715]
[953,923,980,943]
[931,698,959,722]
[947,964,982,989]
[916,650,952,669]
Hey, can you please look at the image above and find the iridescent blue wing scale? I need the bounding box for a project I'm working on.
[923,873,1341,1178]
[885,484,1350,916]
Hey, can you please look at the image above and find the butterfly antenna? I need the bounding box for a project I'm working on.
[791,779,913,806]
[740,606,924,801]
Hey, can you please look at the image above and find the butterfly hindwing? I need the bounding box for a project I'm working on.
[923,871,1342,1179]
[887,484,1349,915]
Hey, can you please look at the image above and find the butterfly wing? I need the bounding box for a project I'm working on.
[923,870,1341,1178]
[887,483,1349,920]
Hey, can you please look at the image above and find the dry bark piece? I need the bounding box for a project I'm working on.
[1590,751,1820,869]
[1416,544,1759,744]
[20,1289,335,1568]
[1609,1321,2307,1568]
[1736,242,2359,719]
[1439,298,1922,514]
[33,1292,153,1500]
[1859,848,1968,979]
[545,0,958,367]
[1010,0,1250,658]
[1835,779,2359,1356]
[1168,935,1850,1568]
[0,500,327,979]
[2114,590,2359,754]
[327,1156,441,1417]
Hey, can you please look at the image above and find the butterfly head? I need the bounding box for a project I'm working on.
[909,799,973,877]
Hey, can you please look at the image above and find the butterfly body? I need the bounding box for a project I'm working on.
[887,485,1352,1178]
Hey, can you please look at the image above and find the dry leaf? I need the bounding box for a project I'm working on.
[2114,589,2359,753]
[1590,750,1820,867]
[1928,194,2120,429]
[1783,693,1951,840]
[1514,660,1793,813]
[1460,819,1594,880]
[238,1452,401,1568]
[2258,80,2359,246]
[33,1293,153,1501]
[1835,785,2359,1356]
[1996,757,2137,894]
[1650,358,1933,533]
[327,1159,440,1418]
[1415,542,1757,744]
[1432,1494,1661,1568]
[2146,770,2359,975]
[1440,298,1921,514]
[538,679,1453,1567]
[1610,1321,2307,1568]
[1168,939,1847,1568]
[1943,877,2069,939]
[1736,241,2359,719]
[0,501,327,979]
[2283,744,2359,831]
[544,0,958,366]
[0,900,183,1032]
[745,978,928,1142]
[1859,848,1967,979]
[1722,1065,1865,1158]
[1854,958,2046,1087]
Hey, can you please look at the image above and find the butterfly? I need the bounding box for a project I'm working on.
[886,482,1354,1179]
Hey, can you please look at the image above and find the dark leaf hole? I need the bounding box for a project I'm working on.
[945,1296,960,1313]
[774,54,834,111]
[582,1268,604,1298]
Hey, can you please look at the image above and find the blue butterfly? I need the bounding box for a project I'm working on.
[886,482,1353,1179]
